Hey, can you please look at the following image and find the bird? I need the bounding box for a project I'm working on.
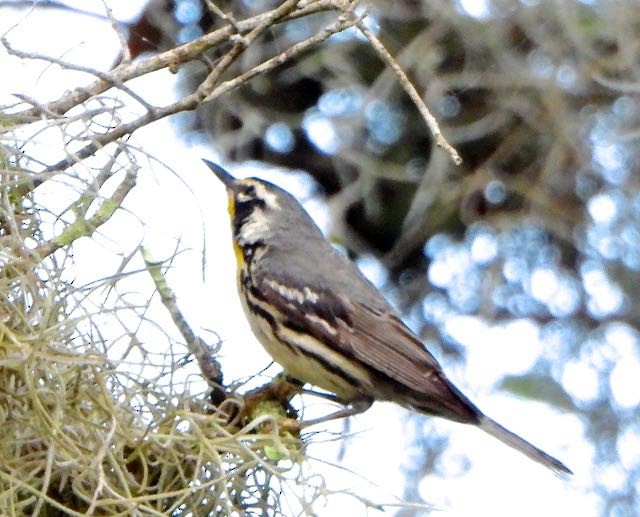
[203,159,572,477]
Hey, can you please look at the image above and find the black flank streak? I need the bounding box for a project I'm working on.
[282,318,307,335]
[277,334,363,389]
[249,285,267,302]
[246,300,301,355]
[246,300,277,330]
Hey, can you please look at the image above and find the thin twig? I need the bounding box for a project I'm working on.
[140,247,225,399]
[206,0,242,34]
[67,146,125,219]
[10,165,138,270]
[42,10,358,174]
[100,0,131,64]
[198,0,302,98]
[204,11,360,102]
[8,1,336,120]
[348,8,462,165]
[1,37,154,114]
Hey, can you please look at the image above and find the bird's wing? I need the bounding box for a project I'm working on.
[335,296,479,421]
[255,274,478,422]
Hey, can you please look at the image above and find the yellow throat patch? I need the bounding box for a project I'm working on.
[227,193,245,268]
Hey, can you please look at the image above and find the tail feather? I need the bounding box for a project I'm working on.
[478,416,572,477]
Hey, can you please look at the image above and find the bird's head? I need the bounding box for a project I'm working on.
[203,159,321,254]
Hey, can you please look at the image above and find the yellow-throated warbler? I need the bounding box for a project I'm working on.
[204,159,571,477]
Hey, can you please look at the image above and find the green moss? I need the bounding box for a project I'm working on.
[53,199,119,246]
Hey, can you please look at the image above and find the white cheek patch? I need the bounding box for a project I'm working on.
[239,210,270,244]
[236,180,282,246]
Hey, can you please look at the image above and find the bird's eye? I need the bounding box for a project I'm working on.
[235,182,265,209]
[243,185,256,197]
[237,184,256,202]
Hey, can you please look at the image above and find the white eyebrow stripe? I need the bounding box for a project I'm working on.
[245,180,280,209]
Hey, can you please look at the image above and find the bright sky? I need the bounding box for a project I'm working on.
[0,4,597,516]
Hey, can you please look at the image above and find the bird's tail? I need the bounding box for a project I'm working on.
[478,415,572,477]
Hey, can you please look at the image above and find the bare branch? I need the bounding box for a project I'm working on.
[39,10,358,174]
[1,37,154,114]
[9,1,336,120]
[4,164,138,273]
[204,12,361,101]
[198,0,302,97]
[141,247,225,399]
[100,0,131,64]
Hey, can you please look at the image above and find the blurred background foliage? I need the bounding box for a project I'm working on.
[122,0,640,513]
[1,0,639,514]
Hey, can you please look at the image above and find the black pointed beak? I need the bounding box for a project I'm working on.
[202,159,236,188]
